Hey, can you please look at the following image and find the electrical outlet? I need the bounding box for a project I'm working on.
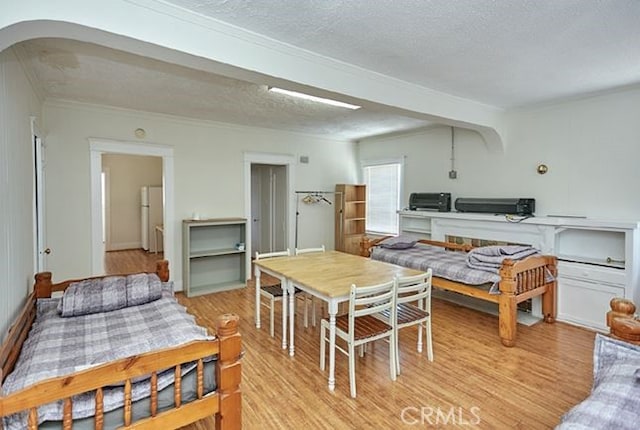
[449,170,457,179]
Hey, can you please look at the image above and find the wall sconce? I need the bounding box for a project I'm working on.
[537,164,549,175]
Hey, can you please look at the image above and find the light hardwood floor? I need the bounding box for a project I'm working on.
[174,284,595,430]
[104,249,164,275]
[103,253,594,428]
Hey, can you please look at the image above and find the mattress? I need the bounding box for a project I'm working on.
[2,288,215,429]
[39,360,216,430]
[371,243,501,289]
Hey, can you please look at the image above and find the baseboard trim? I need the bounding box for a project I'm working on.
[107,242,142,251]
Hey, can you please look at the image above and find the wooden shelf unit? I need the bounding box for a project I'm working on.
[335,184,366,255]
[182,218,247,297]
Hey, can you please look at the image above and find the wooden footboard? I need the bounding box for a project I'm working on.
[361,236,557,347]
[0,263,242,430]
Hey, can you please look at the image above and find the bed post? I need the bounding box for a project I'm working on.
[156,260,170,282]
[608,298,640,344]
[34,272,53,298]
[541,256,557,323]
[360,236,373,257]
[215,313,242,430]
[498,260,518,347]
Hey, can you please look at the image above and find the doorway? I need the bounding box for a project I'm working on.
[251,164,287,254]
[101,153,164,274]
[89,139,175,276]
[243,152,295,276]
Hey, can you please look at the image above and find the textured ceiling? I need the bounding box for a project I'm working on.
[15,38,431,141]
[165,0,640,108]
[15,1,640,141]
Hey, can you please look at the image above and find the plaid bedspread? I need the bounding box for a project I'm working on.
[556,335,640,429]
[371,243,501,291]
[2,289,214,429]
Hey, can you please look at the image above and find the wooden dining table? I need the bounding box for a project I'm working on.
[253,250,424,392]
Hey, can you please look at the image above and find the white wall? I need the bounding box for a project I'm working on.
[0,48,42,337]
[358,88,640,220]
[102,154,162,250]
[42,101,357,283]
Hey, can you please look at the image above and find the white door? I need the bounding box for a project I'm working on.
[251,166,262,254]
[272,165,287,251]
[33,135,48,271]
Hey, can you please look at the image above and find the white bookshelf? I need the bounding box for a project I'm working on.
[182,218,247,297]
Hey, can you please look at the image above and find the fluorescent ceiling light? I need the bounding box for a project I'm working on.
[268,87,361,110]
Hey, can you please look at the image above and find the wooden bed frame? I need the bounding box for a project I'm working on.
[0,261,242,430]
[361,237,557,347]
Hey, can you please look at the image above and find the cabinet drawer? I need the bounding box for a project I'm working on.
[557,261,626,286]
[557,277,625,330]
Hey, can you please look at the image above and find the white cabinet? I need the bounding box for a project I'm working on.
[182,218,247,297]
[557,261,625,328]
[397,210,640,330]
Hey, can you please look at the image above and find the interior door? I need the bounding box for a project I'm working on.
[273,165,287,251]
[251,166,262,255]
[33,135,48,271]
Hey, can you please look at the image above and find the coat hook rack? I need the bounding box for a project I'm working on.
[294,190,342,247]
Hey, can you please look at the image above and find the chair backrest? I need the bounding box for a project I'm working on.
[349,279,397,332]
[255,249,291,260]
[396,270,433,311]
[294,245,325,255]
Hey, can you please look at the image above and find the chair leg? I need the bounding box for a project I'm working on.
[417,323,423,353]
[426,319,434,362]
[395,329,401,376]
[304,294,309,328]
[390,333,397,382]
[320,323,326,370]
[269,297,275,337]
[311,297,317,327]
[348,342,356,398]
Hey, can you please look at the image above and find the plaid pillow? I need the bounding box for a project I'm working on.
[126,273,162,306]
[59,276,127,317]
[378,235,418,249]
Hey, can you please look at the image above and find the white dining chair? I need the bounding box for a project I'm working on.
[294,245,325,327]
[380,270,433,375]
[319,279,397,397]
[255,249,293,338]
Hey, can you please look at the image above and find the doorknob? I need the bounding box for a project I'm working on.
[253,218,259,222]
[44,248,51,255]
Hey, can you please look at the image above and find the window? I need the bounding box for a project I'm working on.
[362,160,402,235]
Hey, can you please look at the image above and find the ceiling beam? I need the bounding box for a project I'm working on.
[0,0,506,152]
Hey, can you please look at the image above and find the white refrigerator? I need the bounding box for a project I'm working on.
[141,186,164,253]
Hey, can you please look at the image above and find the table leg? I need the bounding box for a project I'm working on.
[289,281,295,356]
[328,300,338,391]
[281,278,288,350]
[255,266,261,329]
